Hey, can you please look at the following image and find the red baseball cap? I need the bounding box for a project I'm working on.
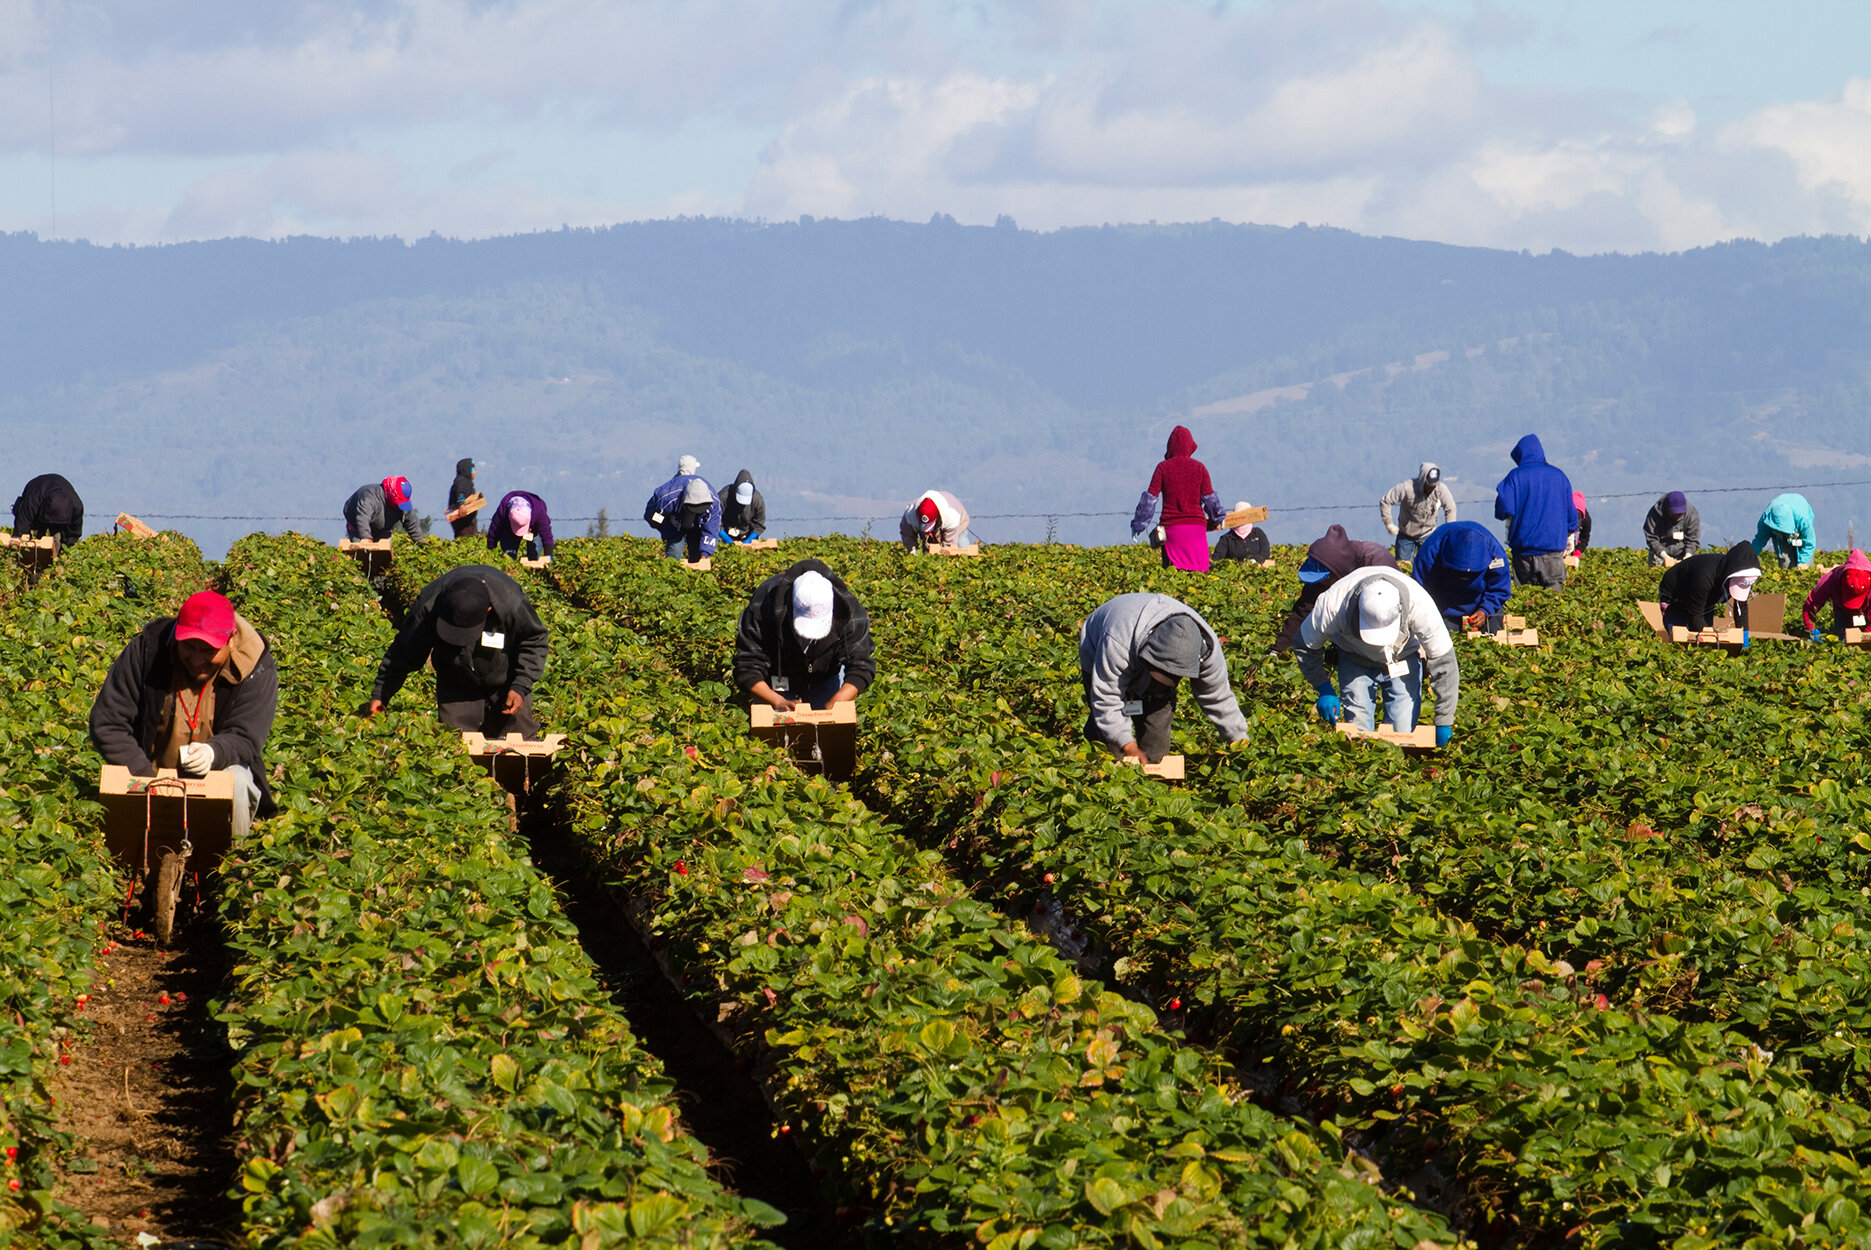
[916,497,940,530]
[175,591,237,646]
[382,475,414,511]
[1844,567,1871,609]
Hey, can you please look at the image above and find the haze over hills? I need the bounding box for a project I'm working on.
[1,217,1867,558]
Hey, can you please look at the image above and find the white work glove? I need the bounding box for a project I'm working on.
[179,742,215,776]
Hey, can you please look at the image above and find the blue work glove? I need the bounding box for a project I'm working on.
[1810,628,1823,642]
[1315,693,1341,725]
[1742,630,1750,649]
[1435,725,1453,748]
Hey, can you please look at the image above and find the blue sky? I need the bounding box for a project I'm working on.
[1,0,1866,252]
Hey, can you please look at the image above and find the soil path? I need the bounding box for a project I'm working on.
[49,921,240,1246]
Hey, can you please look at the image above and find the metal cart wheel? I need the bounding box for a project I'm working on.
[152,850,187,946]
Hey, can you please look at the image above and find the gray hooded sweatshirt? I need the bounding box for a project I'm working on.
[1077,593,1248,751]
[1379,463,1458,540]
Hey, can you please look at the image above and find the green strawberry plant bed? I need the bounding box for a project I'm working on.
[216,534,775,1247]
[0,532,214,1246]
[547,535,1871,1247]
[493,537,1469,1248]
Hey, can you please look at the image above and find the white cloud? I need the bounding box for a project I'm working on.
[1,1,1869,252]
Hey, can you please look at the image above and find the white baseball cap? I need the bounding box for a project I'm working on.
[1357,580,1403,647]
[792,570,834,641]
[736,482,754,504]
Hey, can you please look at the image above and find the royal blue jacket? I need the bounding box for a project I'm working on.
[1411,521,1512,619]
[1493,435,1577,555]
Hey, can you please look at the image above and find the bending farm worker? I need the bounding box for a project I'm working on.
[88,590,277,839]
[1493,434,1577,589]
[1270,524,1398,654]
[368,565,549,739]
[734,560,875,711]
[1410,521,1511,628]
[488,490,554,562]
[1212,501,1270,563]
[900,490,971,552]
[1802,550,1871,641]
[644,456,722,561]
[11,472,84,549]
[447,458,481,537]
[721,470,768,544]
[1658,541,1761,632]
[1131,425,1226,571]
[1378,462,1456,563]
[1569,491,1593,554]
[1643,492,1700,566]
[1755,493,1816,568]
[1078,593,1247,764]
[345,475,424,543]
[1293,568,1459,746]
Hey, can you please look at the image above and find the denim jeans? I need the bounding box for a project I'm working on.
[1338,652,1424,732]
[227,764,262,841]
[1394,535,1420,564]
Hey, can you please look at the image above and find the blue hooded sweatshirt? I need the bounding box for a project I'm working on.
[1493,435,1578,556]
[1754,493,1817,568]
[1411,521,1512,619]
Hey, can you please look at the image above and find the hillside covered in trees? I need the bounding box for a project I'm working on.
[1,218,1866,555]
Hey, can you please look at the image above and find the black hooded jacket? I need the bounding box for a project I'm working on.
[1659,541,1759,630]
[449,459,476,509]
[1270,524,1398,652]
[721,469,767,537]
[13,473,84,548]
[371,565,549,704]
[733,558,875,695]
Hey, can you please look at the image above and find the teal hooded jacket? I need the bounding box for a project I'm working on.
[1754,493,1817,567]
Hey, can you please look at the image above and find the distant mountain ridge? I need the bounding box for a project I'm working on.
[1,219,1866,556]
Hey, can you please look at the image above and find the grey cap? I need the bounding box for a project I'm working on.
[681,478,713,506]
[1138,615,1207,679]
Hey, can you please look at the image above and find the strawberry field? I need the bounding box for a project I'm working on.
[6,527,1871,1248]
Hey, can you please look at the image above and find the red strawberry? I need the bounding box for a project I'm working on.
[674,861,689,876]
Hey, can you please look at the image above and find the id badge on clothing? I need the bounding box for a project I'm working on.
[1122,700,1145,717]
[1855,614,1868,628]
[480,631,506,650]
[1671,530,1684,540]
[772,675,791,694]
[1791,537,1803,547]
[1386,659,1409,679]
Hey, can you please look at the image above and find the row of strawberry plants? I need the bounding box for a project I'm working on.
[0,533,214,1246]
[820,541,1871,1098]
[215,533,777,1247]
[374,537,1473,1249]
[547,536,1871,1247]
[830,542,1871,1244]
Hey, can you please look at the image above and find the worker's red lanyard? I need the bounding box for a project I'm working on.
[177,678,212,739]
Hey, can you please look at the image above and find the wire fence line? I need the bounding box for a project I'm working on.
[131,475,1871,530]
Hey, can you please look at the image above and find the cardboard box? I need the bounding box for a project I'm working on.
[929,543,983,557]
[1335,722,1438,752]
[0,533,57,576]
[519,556,550,570]
[462,731,566,793]
[750,702,856,782]
[1845,627,1871,648]
[1133,754,1185,780]
[682,557,713,571]
[1564,553,1581,568]
[1221,506,1269,528]
[744,538,780,550]
[338,537,394,576]
[444,493,486,522]
[99,766,235,874]
[115,513,157,539]
[1466,613,1540,647]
